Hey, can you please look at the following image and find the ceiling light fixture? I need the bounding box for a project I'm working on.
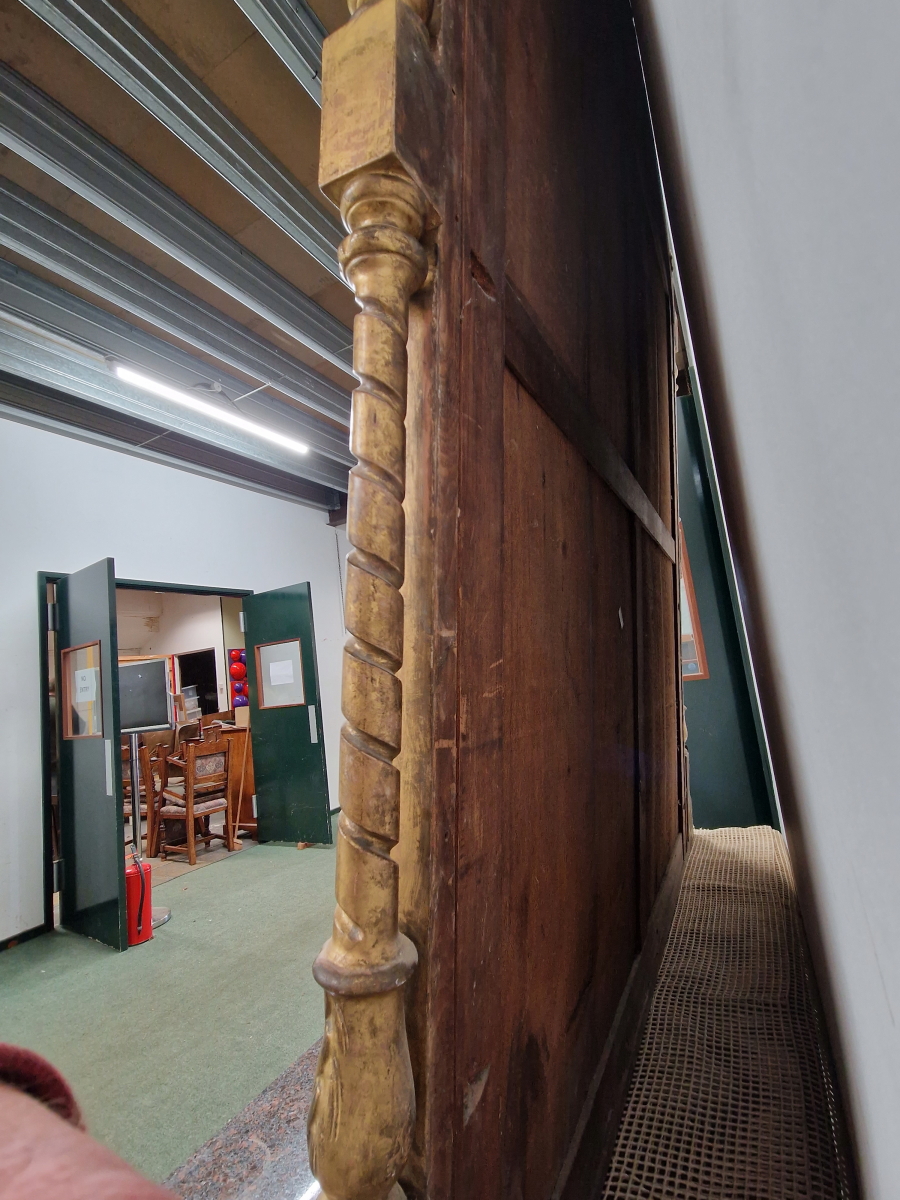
[113,364,309,455]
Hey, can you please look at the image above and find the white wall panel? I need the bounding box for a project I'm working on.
[639,5,900,1194]
[117,590,229,710]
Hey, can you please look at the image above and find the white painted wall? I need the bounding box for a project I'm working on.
[639,5,900,1195]
[335,523,350,603]
[117,590,229,711]
[0,419,345,942]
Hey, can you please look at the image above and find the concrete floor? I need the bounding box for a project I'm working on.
[0,834,336,1184]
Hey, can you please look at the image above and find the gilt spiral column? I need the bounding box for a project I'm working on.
[308,1,443,1196]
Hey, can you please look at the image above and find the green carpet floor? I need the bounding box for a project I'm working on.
[0,837,337,1183]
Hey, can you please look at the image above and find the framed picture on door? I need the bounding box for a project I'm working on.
[679,524,709,681]
[61,641,104,738]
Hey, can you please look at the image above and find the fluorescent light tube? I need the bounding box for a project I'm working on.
[114,364,309,455]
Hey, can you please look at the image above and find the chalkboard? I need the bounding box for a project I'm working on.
[119,659,171,733]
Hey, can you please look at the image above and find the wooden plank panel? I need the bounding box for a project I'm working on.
[503,0,588,388]
[499,375,596,1199]
[398,286,439,1194]
[556,836,685,1200]
[504,278,676,563]
[451,348,507,1199]
[590,476,640,1024]
[414,2,466,1193]
[630,230,675,529]
[123,0,329,200]
[639,537,681,931]
[122,0,255,79]
[422,0,683,1193]
[450,376,646,1199]
[584,0,632,466]
[448,0,509,1191]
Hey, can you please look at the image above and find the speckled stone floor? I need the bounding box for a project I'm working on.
[164,1040,321,1199]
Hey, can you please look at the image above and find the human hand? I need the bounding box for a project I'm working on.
[0,1083,174,1200]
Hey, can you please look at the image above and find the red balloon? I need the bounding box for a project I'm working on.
[229,648,242,662]
[229,662,247,680]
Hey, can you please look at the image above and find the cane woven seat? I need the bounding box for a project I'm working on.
[159,798,228,818]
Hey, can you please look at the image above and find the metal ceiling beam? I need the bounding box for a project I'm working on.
[0,373,342,510]
[0,256,351,474]
[0,260,352,488]
[0,65,353,373]
[0,259,353,467]
[0,315,347,490]
[0,175,351,425]
[19,0,340,273]
[233,0,325,106]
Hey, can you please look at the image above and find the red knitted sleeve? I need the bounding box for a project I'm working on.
[0,1045,83,1128]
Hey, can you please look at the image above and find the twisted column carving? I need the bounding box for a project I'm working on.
[308,165,428,1200]
[310,0,442,1191]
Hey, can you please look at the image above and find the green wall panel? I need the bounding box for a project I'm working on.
[678,393,774,828]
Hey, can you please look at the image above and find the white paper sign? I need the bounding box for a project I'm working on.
[73,667,98,704]
[269,659,294,686]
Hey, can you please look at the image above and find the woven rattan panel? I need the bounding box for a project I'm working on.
[602,828,852,1199]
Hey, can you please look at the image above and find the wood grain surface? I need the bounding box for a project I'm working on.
[397,0,684,1195]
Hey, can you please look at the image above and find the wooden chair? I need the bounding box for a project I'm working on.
[142,728,175,757]
[210,725,252,844]
[174,720,201,749]
[121,739,137,799]
[122,740,149,849]
[201,718,237,742]
[201,710,234,730]
[139,742,168,859]
[170,722,200,790]
[158,737,237,865]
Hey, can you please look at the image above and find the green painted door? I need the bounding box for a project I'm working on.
[56,558,128,950]
[244,582,331,844]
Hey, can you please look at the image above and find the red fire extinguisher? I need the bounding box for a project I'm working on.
[125,853,153,946]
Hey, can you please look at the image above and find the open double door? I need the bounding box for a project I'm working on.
[52,559,331,951]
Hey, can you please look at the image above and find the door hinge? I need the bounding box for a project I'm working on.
[47,601,58,632]
[52,858,63,893]
[239,610,246,633]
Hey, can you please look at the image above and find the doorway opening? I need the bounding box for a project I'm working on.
[39,568,333,942]
[20,563,337,1183]
[115,582,255,892]
[176,649,219,716]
